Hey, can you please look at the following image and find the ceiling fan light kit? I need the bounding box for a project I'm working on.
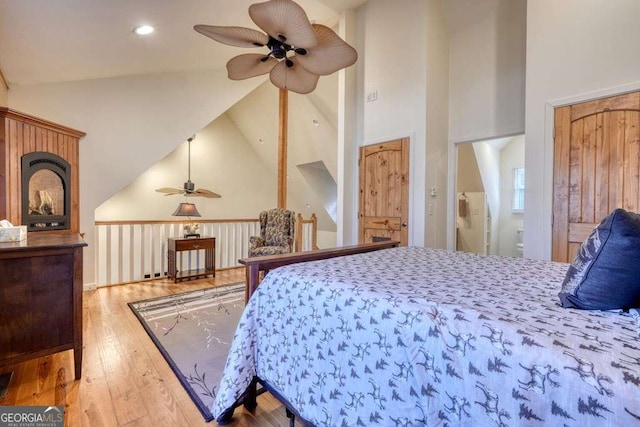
[155,136,221,199]
[194,0,357,95]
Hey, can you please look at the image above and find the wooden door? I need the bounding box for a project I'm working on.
[552,91,640,262]
[358,138,409,245]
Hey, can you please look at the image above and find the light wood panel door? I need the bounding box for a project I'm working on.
[552,91,640,262]
[358,138,409,245]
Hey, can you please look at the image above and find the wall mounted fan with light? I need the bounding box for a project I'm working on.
[155,136,221,199]
[194,0,357,95]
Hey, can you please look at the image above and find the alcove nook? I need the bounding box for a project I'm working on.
[0,107,85,233]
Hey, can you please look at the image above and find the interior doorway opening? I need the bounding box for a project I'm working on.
[455,135,525,257]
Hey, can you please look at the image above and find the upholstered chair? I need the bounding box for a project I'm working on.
[249,208,296,257]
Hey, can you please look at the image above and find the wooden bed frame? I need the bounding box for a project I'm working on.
[239,240,400,303]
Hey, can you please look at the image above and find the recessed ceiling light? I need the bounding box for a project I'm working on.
[133,25,154,35]
[312,119,320,127]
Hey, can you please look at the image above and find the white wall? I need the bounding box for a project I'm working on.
[498,135,524,257]
[456,191,487,254]
[352,0,429,246]
[8,68,264,285]
[0,66,7,106]
[0,83,6,107]
[472,141,500,254]
[456,143,483,192]
[225,80,339,232]
[95,114,276,220]
[445,0,526,252]
[337,10,359,246]
[525,0,640,260]
[448,0,526,143]
[424,0,450,248]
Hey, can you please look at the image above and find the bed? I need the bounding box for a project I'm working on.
[213,245,640,426]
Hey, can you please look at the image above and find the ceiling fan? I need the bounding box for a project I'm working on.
[194,0,358,94]
[155,136,221,199]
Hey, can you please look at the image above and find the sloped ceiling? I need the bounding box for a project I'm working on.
[0,0,363,234]
[226,73,339,231]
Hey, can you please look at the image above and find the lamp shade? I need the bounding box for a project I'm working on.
[172,202,201,217]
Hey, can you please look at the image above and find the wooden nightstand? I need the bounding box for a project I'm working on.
[168,237,215,283]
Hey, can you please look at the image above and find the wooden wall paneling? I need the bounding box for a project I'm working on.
[8,119,19,224]
[69,135,79,233]
[44,128,51,154]
[49,130,57,156]
[61,134,69,161]
[35,125,43,152]
[624,111,640,211]
[358,147,364,240]
[26,123,35,153]
[0,108,85,232]
[0,120,5,220]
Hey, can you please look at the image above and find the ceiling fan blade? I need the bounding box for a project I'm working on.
[195,189,222,198]
[269,57,319,94]
[296,24,358,75]
[249,0,318,49]
[194,25,269,48]
[155,187,182,194]
[227,54,279,80]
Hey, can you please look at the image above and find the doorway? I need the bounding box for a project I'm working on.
[552,90,640,262]
[455,135,525,256]
[358,138,410,245]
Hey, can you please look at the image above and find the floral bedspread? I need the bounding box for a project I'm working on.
[213,247,640,426]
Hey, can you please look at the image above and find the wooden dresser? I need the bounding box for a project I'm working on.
[0,233,87,379]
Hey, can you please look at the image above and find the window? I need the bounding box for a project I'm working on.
[512,167,525,212]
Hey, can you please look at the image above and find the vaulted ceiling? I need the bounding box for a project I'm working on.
[0,0,367,86]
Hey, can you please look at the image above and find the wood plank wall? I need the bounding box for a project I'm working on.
[0,108,85,232]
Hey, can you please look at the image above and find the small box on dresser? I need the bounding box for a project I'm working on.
[0,225,27,242]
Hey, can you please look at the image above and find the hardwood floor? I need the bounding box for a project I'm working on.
[0,268,301,427]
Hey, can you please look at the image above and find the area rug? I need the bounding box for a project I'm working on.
[129,282,245,422]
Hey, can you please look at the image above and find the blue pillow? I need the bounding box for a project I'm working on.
[559,208,640,310]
